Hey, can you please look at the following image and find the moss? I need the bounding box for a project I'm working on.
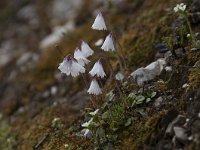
[0,115,16,150]
[189,68,200,89]
[14,104,84,150]
[132,111,164,149]
[187,51,200,66]
[117,111,164,149]
[120,0,179,69]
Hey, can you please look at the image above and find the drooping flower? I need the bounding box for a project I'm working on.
[101,33,115,51]
[89,109,99,116]
[91,12,107,30]
[81,41,94,57]
[81,118,93,127]
[89,60,106,78]
[174,3,186,12]
[58,55,85,77]
[74,47,90,66]
[87,79,102,95]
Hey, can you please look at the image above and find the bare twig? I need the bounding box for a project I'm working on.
[33,133,49,150]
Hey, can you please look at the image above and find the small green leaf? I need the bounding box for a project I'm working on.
[128,92,136,99]
[146,98,151,103]
[151,92,157,98]
[125,118,132,127]
[110,121,118,131]
[136,109,146,117]
[122,81,128,87]
[106,90,114,101]
[102,111,109,121]
[96,127,105,139]
[136,95,145,104]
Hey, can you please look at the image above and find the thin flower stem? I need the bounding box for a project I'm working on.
[186,17,195,44]
[81,74,89,88]
[62,32,76,41]
[108,59,114,80]
[81,74,96,108]
[108,59,123,97]
[112,32,127,70]
[55,45,65,58]
[97,78,103,89]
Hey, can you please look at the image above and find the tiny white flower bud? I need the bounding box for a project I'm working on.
[115,72,124,81]
[81,118,93,127]
[101,33,115,52]
[87,79,102,95]
[81,41,94,57]
[89,109,99,116]
[89,60,106,78]
[95,38,104,46]
[92,12,107,30]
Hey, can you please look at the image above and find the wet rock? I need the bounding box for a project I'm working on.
[173,126,188,141]
[165,66,172,72]
[17,4,39,27]
[130,59,166,86]
[69,90,89,109]
[0,40,15,67]
[173,48,186,58]
[39,21,75,50]
[50,0,82,24]
[192,0,200,8]
[154,42,169,53]
[16,52,39,71]
[17,5,37,21]
[166,115,186,135]
[182,83,189,89]
[153,96,163,107]
[190,12,200,24]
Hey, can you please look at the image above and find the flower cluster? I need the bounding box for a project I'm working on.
[58,12,120,96]
[174,3,186,12]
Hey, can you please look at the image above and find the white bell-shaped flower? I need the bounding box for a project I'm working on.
[92,12,107,30]
[89,60,106,78]
[87,79,102,95]
[58,55,85,77]
[101,33,115,51]
[74,48,90,66]
[81,41,94,58]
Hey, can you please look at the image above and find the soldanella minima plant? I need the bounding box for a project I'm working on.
[57,11,126,139]
[58,11,125,98]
